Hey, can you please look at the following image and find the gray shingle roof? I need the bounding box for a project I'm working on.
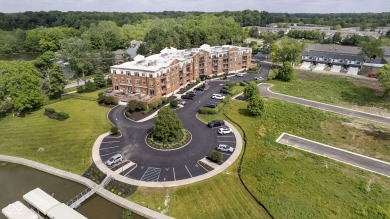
[306,44,361,55]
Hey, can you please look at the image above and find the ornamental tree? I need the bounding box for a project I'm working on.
[152,107,184,142]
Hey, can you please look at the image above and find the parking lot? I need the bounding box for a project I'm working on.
[99,80,239,182]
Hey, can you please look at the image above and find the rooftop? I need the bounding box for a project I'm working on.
[306,44,361,55]
[112,44,250,72]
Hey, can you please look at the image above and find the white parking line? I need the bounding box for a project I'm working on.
[173,167,176,181]
[100,151,119,157]
[221,152,232,156]
[140,167,161,181]
[218,141,236,143]
[101,141,120,143]
[100,145,121,150]
[217,135,234,138]
[185,165,193,178]
[123,164,137,176]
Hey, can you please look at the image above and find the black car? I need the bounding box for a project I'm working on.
[194,87,204,92]
[181,95,195,100]
[207,120,225,128]
[220,89,230,94]
[187,91,197,95]
[204,102,218,108]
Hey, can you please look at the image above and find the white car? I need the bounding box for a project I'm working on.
[218,127,232,135]
[216,144,234,153]
[235,73,245,77]
[212,94,225,100]
[106,154,123,166]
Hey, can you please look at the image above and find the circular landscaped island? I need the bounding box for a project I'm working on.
[146,106,191,150]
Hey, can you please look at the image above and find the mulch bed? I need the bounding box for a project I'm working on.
[82,163,107,184]
[105,179,137,197]
[128,96,176,121]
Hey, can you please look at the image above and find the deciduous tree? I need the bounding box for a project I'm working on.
[48,64,66,99]
[152,107,184,142]
[377,63,390,102]
[247,94,265,116]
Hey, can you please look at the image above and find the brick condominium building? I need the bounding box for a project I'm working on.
[110,44,252,104]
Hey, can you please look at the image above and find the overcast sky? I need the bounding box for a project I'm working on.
[0,0,389,13]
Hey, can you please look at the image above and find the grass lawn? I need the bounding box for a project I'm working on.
[269,71,389,114]
[219,99,389,218]
[130,98,390,218]
[128,161,271,219]
[63,86,77,93]
[0,94,111,174]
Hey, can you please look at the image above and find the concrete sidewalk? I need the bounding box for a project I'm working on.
[92,120,243,187]
[0,154,173,219]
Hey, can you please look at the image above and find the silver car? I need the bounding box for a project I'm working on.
[106,154,123,166]
[216,144,234,153]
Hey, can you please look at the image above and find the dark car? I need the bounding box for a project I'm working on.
[204,102,218,108]
[194,87,204,92]
[181,95,195,100]
[207,120,225,128]
[187,91,197,96]
[220,89,230,94]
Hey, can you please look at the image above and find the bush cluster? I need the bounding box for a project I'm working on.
[98,92,118,105]
[43,108,70,121]
[170,99,178,108]
[208,150,223,163]
[110,126,119,135]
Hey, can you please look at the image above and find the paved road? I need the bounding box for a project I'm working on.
[100,80,237,182]
[277,133,390,177]
[260,83,390,125]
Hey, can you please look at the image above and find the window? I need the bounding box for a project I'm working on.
[142,73,145,77]
[142,80,146,85]
[144,88,147,92]
[126,71,131,76]
[121,71,123,74]
[134,72,140,77]
[121,78,125,83]
[113,78,117,82]
[135,88,140,92]
[149,81,154,86]
[135,79,140,85]
[150,89,155,96]
[149,74,153,78]
[127,79,131,84]
[114,85,118,90]
[113,70,117,74]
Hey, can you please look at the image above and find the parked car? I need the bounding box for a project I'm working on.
[217,127,232,135]
[212,94,225,100]
[181,95,195,100]
[207,120,225,128]
[194,87,204,92]
[216,144,234,153]
[235,73,245,77]
[254,76,263,80]
[220,89,230,94]
[187,91,197,96]
[205,102,218,108]
[178,99,186,105]
[106,154,123,166]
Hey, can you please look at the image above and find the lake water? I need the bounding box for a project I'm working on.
[0,162,135,219]
[0,53,41,61]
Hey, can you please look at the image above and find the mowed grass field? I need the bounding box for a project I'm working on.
[128,162,271,219]
[130,98,390,218]
[270,71,389,113]
[0,90,111,174]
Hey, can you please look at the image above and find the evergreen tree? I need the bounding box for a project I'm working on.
[152,107,183,143]
[247,94,265,117]
[48,64,66,99]
[137,43,149,56]
[94,70,106,89]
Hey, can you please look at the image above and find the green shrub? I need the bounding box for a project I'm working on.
[127,100,144,113]
[77,85,85,93]
[160,97,168,103]
[97,93,118,105]
[84,80,97,93]
[222,94,232,103]
[149,102,159,109]
[156,99,163,106]
[110,126,119,135]
[249,66,259,72]
[226,81,236,88]
[223,85,230,90]
[57,112,69,121]
[143,108,152,115]
[44,108,55,114]
[125,111,132,118]
[208,150,223,163]
[198,107,217,114]
[170,100,178,108]
[240,81,248,86]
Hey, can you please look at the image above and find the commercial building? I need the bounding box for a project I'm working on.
[110,44,252,103]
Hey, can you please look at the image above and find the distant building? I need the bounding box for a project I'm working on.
[110,44,253,104]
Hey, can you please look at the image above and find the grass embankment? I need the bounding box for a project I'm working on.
[270,71,389,113]
[0,91,111,174]
[129,98,390,218]
[128,161,271,219]
[219,100,389,218]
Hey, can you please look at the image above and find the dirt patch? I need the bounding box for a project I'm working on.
[257,125,266,137]
[347,78,384,96]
